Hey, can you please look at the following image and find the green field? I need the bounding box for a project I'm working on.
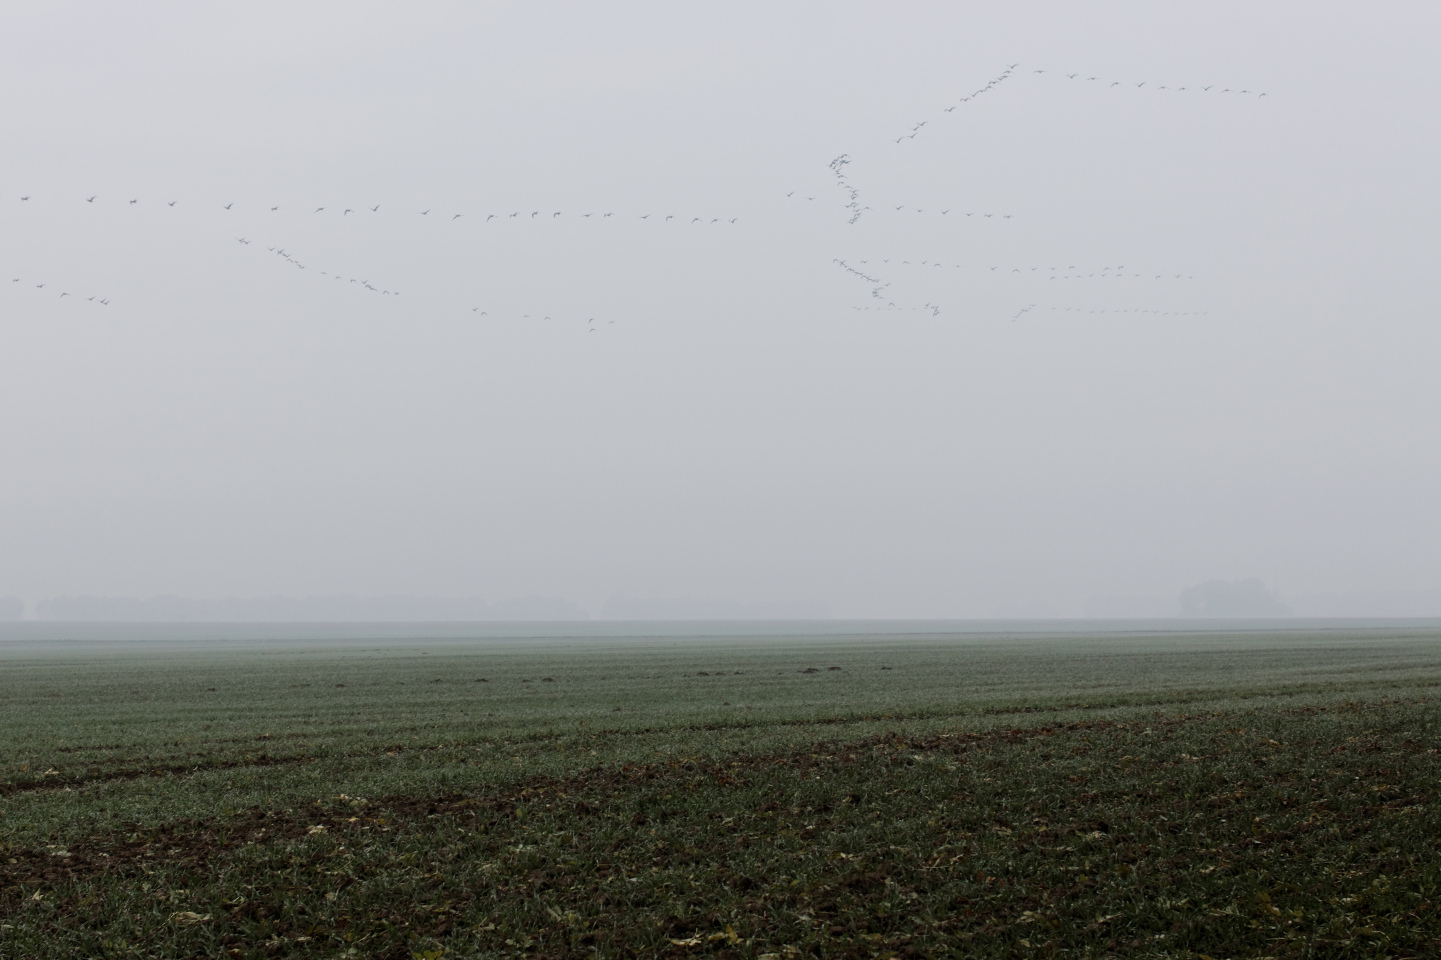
[3,623,1441,958]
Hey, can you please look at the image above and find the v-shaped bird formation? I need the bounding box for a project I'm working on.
[791,61,1267,319]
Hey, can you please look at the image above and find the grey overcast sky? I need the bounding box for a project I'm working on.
[1,1,1438,617]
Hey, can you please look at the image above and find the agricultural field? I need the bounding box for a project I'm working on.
[3,623,1441,958]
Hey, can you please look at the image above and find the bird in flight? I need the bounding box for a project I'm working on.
[19,196,29,201]
[370,205,380,212]
[452,213,462,220]
[315,207,324,213]
[271,206,279,211]
[420,209,430,215]
[487,214,495,221]
[224,203,233,210]
[344,209,353,215]
[86,196,96,203]
[130,199,137,205]
[531,211,539,218]
[168,201,177,206]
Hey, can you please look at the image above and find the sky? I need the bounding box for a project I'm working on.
[1,1,1438,618]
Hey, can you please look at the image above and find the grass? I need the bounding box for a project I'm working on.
[2,624,1441,958]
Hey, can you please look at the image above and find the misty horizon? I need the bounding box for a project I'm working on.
[6,580,1441,622]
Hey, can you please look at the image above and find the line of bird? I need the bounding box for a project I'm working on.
[849,304,944,315]
[240,237,612,326]
[7,277,111,304]
[12,195,739,224]
[1042,306,1210,316]
[1030,68,1267,96]
[848,304,1210,318]
[841,259,1195,279]
[834,258,1205,318]
[895,63,1015,142]
[829,154,869,225]
[896,62,1267,144]
[242,238,402,296]
[786,192,1013,220]
[465,310,616,331]
[832,259,892,302]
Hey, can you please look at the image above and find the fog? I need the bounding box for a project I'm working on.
[2,2,1438,619]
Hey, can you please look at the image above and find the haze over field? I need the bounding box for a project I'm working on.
[2,2,1439,618]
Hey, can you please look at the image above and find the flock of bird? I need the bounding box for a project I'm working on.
[1031,68,1267,96]
[896,63,1015,143]
[897,62,1266,145]
[812,60,1249,318]
[13,194,738,226]
[7,275,112,305]
[799,164,1017,224]
[793,193,1016,221]
[242,239,400,297]
[831,256,1200,318]
[7,58,1254,326]
[238,237,615,329]
[847,302,1210,320]
[10,193,699,325]
[461,311,616,331]
[828,154,866,225]
[838,259,1196,280]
